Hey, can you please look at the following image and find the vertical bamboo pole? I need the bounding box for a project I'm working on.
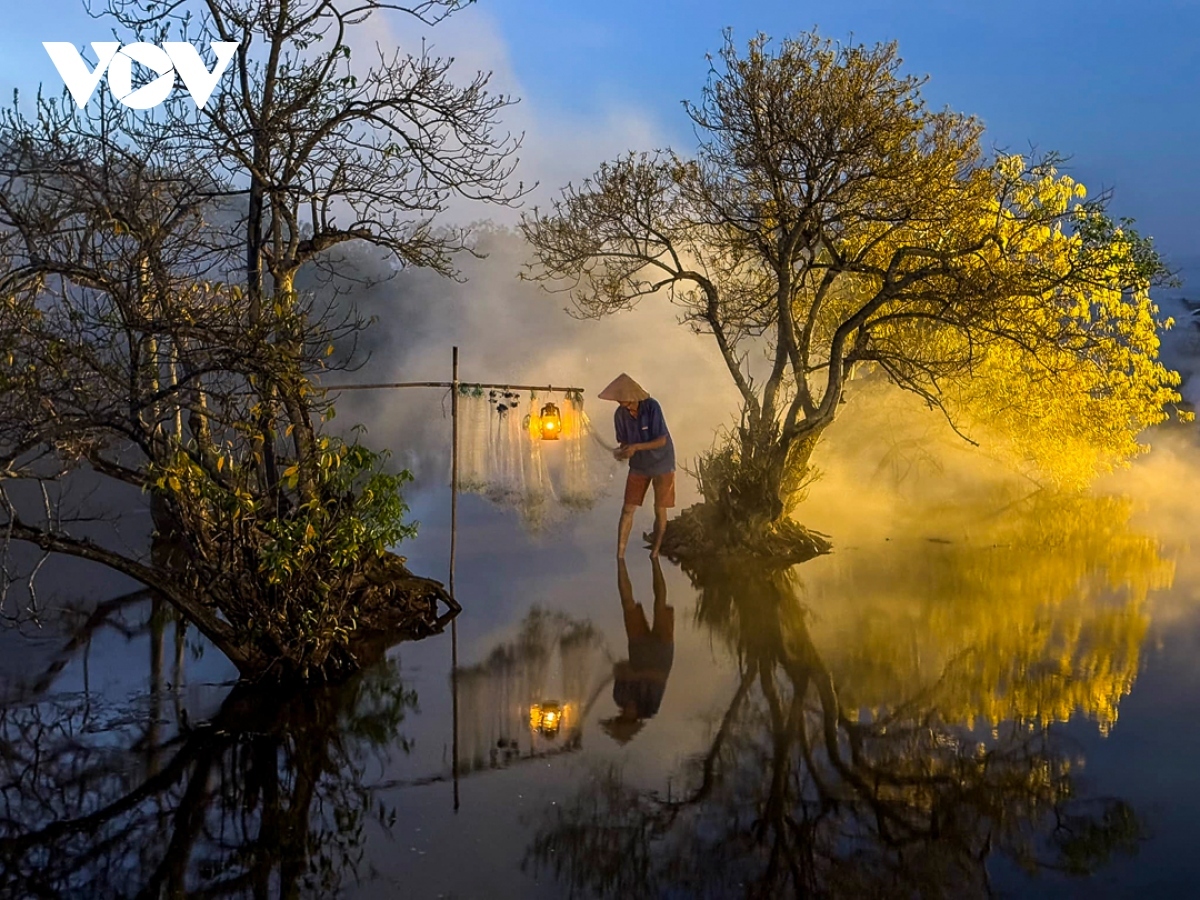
[450,346,461,811]
[148,598,165,776]
[452,618,460,812]
[450,345,459,598]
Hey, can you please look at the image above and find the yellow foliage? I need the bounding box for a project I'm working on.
[812,157,1183,489]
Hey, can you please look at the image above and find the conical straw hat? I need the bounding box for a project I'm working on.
[598,373,650,402]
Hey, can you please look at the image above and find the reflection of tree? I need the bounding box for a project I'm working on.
[807,491,1172,734]
[526,499,1154,897]
[0,658,416,898]
[455,607,613,771]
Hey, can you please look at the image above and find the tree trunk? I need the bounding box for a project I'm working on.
[660,423,831,567]
[708,423,824,529]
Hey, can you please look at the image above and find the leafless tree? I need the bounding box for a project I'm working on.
[1,0,518,678]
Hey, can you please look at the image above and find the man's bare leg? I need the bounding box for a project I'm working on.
[617,504,638,559]
[617,557,635,609]
[649,555,673,639]
[649,506,668,558]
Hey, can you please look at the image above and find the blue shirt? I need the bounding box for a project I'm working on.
[614,397,675,476]
[613,635,674,717]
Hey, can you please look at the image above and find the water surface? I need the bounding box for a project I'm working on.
[3,472,1200,898]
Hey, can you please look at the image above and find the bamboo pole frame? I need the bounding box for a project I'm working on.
[324,352,584,598]
[325,350,586,813]
[326,379,585,392]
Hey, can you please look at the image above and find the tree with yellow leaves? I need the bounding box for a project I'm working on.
[522,30,1187,549]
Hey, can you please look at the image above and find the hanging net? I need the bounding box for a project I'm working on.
[453,386,615,529]
[518,394,558,528]
[457,385,490,493]
[485,389,525,504]
[558,394,610,510]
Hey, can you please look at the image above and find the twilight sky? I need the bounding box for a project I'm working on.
[4,0,1198,286]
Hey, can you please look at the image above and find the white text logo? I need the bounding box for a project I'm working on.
[43,41,239,110]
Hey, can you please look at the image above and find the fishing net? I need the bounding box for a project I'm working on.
[454,386,614,529]
[485,388,526,505]
[517,394,558,529]
[457,387,490,493]
[558,395,614,510]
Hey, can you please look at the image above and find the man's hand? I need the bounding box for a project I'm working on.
[614,444,636,461]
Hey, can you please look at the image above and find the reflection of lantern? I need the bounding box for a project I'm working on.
[539,401,561,440]
[529,702,573,737]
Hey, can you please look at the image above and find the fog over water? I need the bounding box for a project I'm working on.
[312,221,1200,522]
[314,228,743,508]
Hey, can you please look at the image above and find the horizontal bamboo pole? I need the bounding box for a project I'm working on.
[323,380,585,393]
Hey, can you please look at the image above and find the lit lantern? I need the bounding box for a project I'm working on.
[539,401,561,440]
[529,702,573,737]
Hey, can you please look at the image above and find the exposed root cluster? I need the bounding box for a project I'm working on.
[352,553,458,640]
[654,503,832,570]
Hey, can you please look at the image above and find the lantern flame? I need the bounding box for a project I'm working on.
[539,401,562,440]
[529,702,573,736]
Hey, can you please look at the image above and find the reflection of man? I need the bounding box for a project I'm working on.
[598,373,676,559]
[601,558,674,745]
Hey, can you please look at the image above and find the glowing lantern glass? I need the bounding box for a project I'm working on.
[539,401,561,440]
[529,702,572,737]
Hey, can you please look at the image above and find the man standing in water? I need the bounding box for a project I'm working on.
[599,374,675,559]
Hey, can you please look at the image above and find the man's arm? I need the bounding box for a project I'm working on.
[616,432,666,459]
[623,435,668,453]
[614,408,634,459]
[628,401,669,452]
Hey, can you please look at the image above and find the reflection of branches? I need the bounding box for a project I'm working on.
[527,566,1143,899]
[2,587,155,701]
[0,660,416,898]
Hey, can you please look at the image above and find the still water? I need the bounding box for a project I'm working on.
[2,466,1200,898]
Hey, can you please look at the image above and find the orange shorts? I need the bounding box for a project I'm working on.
[624,471,676,508]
